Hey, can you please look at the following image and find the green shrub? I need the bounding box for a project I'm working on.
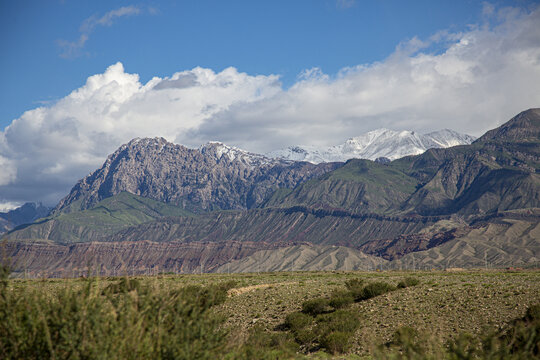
[178,284,229,309]
[0,278,228,360]
[382,326,434,359]
[284,311,313,332]
[319,331,352,354]
[218,280,238,291]
[354,282,396,301]
[525,304,540,321]
[236,325,299,359]
[397,277,420,289]
[0,263,9,290]
[382,304,540,359]
[344,278,364,291]
[328,290,354,310]
[446,332,482,360]
[494,303,540,357]
[103,277,142,294]
[445,306,540,358]
[302,298,330,316]
[316,309,360,334]
[294,328,318,346]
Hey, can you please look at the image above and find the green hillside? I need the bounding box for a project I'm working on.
[264,159,419,214]
[5,192,193,243]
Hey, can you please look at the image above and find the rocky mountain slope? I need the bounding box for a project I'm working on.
[3,109,540,275]
[54,138,341,214]
[393,109,540,216]
[4,240,288,277]
[214,244,388,273]
[268,109,540,217]
[5,212,538,276]
[262,159,419,214]
[392,213,540,269]
[6,195,434,245]
[268,128,475,163]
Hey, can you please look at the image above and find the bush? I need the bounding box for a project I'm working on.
[284,311,312,332]
[397,277,420,289]
[178,284,229,309]
[382,326,434,359]
[525,304,540,321]
[320,331,352,354]
[328,290,354,310]
[316,309,360,334]
[294,328,318,346]
[0,263,9,290]
[302,298,330,316]
[103,277,142,294]
[236,325,299,359]
[344,278,364,291]
[382,304,540,359]
[354,282,396,301]
[494,303,540,357]
[0,278,229,360]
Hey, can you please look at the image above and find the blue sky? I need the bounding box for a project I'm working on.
[1,0,532,129]
[1,0,540,208]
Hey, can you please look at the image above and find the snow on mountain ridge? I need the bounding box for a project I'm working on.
[267,128,476,163]
[199,141,280,167]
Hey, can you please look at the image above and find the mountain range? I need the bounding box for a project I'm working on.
[2,109,539,276]
[267,128,476,163]
[0,203,50,234]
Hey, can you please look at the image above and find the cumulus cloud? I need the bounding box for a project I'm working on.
[188,4,540,151]
[0,63,280,204]
[2,3,540,206]
[153,73,199,90]
[0,155,16,186]
[58,5,142,58]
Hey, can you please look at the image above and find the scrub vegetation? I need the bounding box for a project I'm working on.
[1,266,540,359]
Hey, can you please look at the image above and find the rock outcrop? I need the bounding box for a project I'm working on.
[54,138,341,214]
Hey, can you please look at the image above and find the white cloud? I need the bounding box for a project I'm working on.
[0,201,23,212]
[2,3,540,206]
[0,63,280,205]
[0,155,16,186]
[80,6,141,32]
[58,5,142,58]
[188,4,540,150]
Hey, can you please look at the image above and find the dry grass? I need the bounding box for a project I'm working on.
[213,270,540,357]
[6,269,540,358]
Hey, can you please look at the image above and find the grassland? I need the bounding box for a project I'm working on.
[2,269,540,358]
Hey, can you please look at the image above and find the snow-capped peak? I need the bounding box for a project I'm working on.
[267,128,476,164]
[425,129,476,148]
[200,141,276,167]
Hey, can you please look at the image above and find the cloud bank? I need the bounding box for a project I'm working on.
[2,4,540,206]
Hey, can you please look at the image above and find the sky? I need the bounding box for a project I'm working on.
[1,0,540,209]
